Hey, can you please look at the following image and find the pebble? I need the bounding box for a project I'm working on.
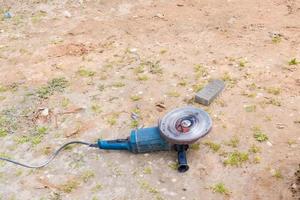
[4,12,12,19]
[155,13,165,19]
[129,48,137,53]
[227,17,236,24]
[63,11,72,18]
[276,123,286,129]
[266,141,273,146]
[41,108,49,116]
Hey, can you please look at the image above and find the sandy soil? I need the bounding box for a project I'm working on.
[0,0,299,199]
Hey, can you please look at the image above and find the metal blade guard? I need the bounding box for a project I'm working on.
[97,106,212,172]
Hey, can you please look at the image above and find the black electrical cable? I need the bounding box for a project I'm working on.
[0,141,98,169]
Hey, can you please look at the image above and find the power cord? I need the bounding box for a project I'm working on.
[0,141,98,169]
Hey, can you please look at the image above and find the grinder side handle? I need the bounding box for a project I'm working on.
[175,145,189,173]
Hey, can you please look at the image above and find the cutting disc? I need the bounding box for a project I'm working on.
[159,106,212,144]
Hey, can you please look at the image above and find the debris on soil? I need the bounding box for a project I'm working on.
[291,164,300,198]
[50,43,94,57]
[59,107,84,115]
[32,107,52,124]
[155,102,166,112]
[64,120,94,138]
[37,177,61,190]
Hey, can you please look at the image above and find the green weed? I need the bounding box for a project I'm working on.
[192,83,205,92]
[130,120,139,128]
[245,105,256,112]
[288,58,299,66]
[61,180,79,193]
[225,137,239,148]
[139,180,158,194]
[92,183,103,192]
[107,113,119,126]
[272,35,282,43]
[190,143,200,150]
[194,64,208,79]
[37,77,68,99]
[143,167,152,174]
[61,97,70,108]
[272,169,283,179]
[224,151,249,166]
[81,170,95,183]
[168,162,178,170]
[147,61,162,74]
[0,85,7,92]
[112,82,125,87]
[137,75,149,81]
[134,65,145,74]
[31,11,47,23]
[211,183,230,195]
[265,87,281,95]
[91,104,102,114]
[178,80,187,86]
[238,58,247,68]
[252,127,268,142]
[130,95,141,101]
[0,128,7,137]
[167,91,180,97]
[222,72,237,87]
[253,156,261,164]
[249,145,261,153]
[77,68,96,77]
[264,98,281,106]
[204,141,221,152]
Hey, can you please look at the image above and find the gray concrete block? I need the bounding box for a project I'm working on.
[195,79,225,106]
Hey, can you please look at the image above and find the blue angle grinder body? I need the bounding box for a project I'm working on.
[98,106,212,172]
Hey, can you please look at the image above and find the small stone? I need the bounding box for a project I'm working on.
[276,123,286,129]
[266,141,273,146]
[129,48,137,52]
[41,108,49,116]
[4,12,13,19]
[155,13,165,19]
[227,17,236,24]
[63,11,72,18]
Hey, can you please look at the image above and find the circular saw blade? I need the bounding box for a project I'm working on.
[159,106,212,144]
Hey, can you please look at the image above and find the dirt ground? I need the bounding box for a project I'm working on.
[0,0,300,199]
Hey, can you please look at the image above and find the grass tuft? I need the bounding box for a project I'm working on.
[204,141,221,152]
[61,180,79,193]
[211,183,230,195]
[77,68,96,77]
[37,77,68,99]
[252,127,268,142]
[288,58,299,66]
[224,151,249,166]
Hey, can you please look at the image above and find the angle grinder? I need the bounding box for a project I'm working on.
[98,106,212,172]
[0,106,212,173]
